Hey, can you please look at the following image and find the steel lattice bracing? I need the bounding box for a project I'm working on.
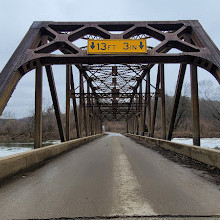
[76,64,153,121]
[0,21,219,148]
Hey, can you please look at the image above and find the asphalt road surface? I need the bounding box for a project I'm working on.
[0,133,219,219]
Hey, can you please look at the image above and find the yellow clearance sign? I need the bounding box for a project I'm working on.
[87,39,147,54]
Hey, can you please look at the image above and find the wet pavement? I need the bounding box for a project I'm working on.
[0,133,219,219]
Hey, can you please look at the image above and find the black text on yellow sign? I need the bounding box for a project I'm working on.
[87,39,147,54]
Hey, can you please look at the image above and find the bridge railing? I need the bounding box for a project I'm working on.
[126,133,220,169]
[0,133,104,181]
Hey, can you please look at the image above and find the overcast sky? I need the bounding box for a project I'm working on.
[0,0,219,118]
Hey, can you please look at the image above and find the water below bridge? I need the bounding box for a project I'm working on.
[0,133,219,219]
[0,136,219,158]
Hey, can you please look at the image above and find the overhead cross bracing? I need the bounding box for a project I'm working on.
[75,64,155,121]
[0,21,219,148]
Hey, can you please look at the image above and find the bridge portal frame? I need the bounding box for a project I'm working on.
[0,20,219,148]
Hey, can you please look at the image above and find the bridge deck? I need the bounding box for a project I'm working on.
[0,133,219,219]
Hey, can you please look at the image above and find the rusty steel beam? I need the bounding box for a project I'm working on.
[167,64,186,140]
[160,64,166,140]
[93,115,97,135]
[151,66,161,137]
[100,119,102,133]
[135,94,139,135]
[146,70,152,136]
[0,21,219,121]
[0,20,219,142]
[45,65,66,142]
[190,65,200,146]
[90,103,93,135]
[79,70,83,137]
[70,93,156,99]
[70,66,80,138]
[143,75,147,135]
[66,65,71,141]
[139,79,144,135]
[34,66,43,149]
[82,80,88,137]
[86,82,91,135]
[0,26,41,116]
[126,119,129,133]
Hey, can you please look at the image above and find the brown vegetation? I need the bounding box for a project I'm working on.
[0,89,219,142]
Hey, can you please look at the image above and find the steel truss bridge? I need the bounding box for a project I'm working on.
[0,21,219,148]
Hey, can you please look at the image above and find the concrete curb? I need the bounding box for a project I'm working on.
[126,134,220,169]
[0,133,104,181]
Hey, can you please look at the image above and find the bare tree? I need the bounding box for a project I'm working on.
[199,80,220,121]
[166,82,191,131]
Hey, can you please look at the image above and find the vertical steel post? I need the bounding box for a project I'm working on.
[139,80,144,135]
[143,76,147,135]
[136,94,139,134]
[133,117,135,134]
[70,67,80,138]
[81,72,88,137]
[151,66,160,137]
[34,37,47,149]
[127,119,130,133]
[91,96,94,135]
[79,70,83,137]
[100,119,102,133]
[94,115,96,135]
[133,114,137,134]
[87,82,91,136]
[160,64,166,139]
[146,70,152,137]
[34,66,43,149]
[97,118,100,134]
[136,115,139,134]
[132,117,135,134]
[66,65,70,141]
[190,65,200,146]
[167,64,186,140]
